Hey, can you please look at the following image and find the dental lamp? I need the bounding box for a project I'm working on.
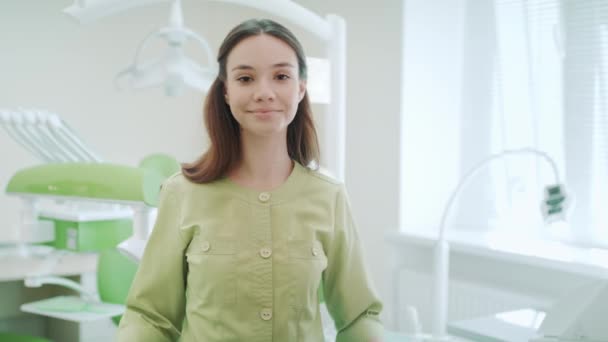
[431,148,568,341]
[114,0,217,96]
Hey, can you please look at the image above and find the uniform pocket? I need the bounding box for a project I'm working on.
[186,235,238,305]
[287,240,327,309]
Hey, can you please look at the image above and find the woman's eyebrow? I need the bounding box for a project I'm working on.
[230,62,296,72]
[231,65,254,72]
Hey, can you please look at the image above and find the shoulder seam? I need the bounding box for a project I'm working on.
[166,171,183,181]
[304,168,343,186]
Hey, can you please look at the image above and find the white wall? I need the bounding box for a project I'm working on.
[400,0,465,232]
[0,0,402,327]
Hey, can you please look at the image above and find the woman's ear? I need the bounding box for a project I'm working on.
[298,80,307,102]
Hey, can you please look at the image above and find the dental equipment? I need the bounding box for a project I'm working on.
[11,159,177,323]
[0,109,102,163]
[1,115,179,321]
[5,156,172,317]
[447,280,608,342]
[432,148,568,341]
[5,162,164,251]
[115,0,216,96]
[1,108,114,256]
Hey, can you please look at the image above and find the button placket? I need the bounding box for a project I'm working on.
[251,198,273,330]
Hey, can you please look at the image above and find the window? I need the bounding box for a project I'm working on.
[400,0,608,248]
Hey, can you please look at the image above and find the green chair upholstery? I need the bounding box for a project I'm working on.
[0,332,52,342]
[97,248,138,325]
[98,153,179,325]
[3,154,178,341]
[138,153,181,179]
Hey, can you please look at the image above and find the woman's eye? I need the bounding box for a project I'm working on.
[276,74,290,80]
[237,76,253,83]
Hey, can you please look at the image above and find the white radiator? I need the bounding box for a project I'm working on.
[396,270,553,332]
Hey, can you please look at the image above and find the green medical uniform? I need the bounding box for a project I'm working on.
[117,162,383,341]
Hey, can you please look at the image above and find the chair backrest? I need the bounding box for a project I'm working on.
[97,248,138,325]
[139,153,181,179]
[97,153,179,325]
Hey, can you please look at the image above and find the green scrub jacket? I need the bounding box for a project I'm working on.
[116,162,383,341]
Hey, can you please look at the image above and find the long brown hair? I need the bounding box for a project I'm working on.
[182,19,320,183]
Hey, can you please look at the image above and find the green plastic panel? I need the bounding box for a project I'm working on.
[5,163,165,206]
[97,249,138,325]
[0,333,51,342]
[139,153,180,179]
[40,217,133,252]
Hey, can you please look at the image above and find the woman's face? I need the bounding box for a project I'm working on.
[224,34,306,139]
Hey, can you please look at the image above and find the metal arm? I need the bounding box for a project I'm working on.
[432,148,562,340]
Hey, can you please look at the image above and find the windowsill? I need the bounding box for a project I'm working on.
[385,227,608,280]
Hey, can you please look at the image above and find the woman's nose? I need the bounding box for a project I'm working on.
[253,80,275,101]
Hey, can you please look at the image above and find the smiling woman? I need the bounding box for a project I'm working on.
[181,19,318,185]
[115,18,384,342]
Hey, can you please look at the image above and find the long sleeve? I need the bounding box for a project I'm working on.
[323,185,384,342]
[116,178,188,342]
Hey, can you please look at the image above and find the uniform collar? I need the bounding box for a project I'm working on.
[219,161,309,204]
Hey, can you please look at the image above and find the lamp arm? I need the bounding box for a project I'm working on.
[63,0,170,24]
[64,0,332,41]
[431,147,561,339]
[438,147,560,240]
[211,0,331,41]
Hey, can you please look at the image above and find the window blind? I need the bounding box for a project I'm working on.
[493,0,608,246]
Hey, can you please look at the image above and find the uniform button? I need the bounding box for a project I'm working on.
[258,192,271,202]
[201,241,210,252]
[312,246,319,256]
[260,308,273,321]
[259,247,272,259]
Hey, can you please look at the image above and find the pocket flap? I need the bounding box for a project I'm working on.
[188,237,236,255]
[288,240,325,259]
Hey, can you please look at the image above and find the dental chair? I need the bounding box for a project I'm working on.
[7,155,178,339]
[1,108,179,340]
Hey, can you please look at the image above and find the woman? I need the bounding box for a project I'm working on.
[116,18,383,342]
